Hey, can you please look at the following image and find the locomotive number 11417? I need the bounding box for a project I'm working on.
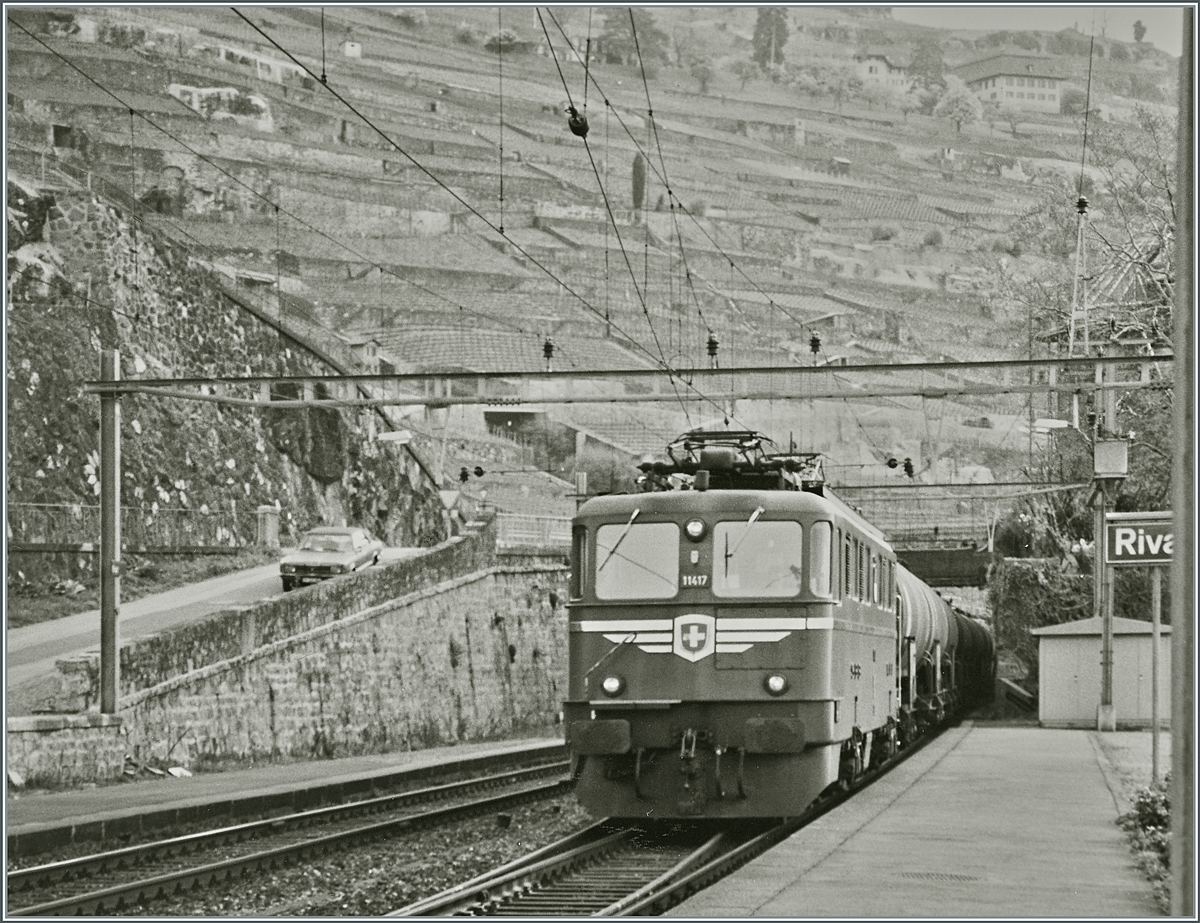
[682,574,709,588]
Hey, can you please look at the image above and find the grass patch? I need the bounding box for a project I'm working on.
[6,550,279,629]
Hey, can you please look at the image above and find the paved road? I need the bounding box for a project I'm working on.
[7,548,420,692]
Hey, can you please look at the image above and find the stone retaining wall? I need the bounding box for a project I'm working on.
[7,714,125,788]
[121,562,569,767]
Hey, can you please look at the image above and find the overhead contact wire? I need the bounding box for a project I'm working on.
[7,18,564,354]
[231,7,731,413]
[543,9,807,341]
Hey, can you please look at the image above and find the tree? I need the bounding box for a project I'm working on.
[599,8,668,65]
[670,26,696,66]
[822,65,863,109]
[907,38,946,94]
[729,59,759,90]
[1133,19,1147,43]
[631,153,646,212]
[484,29,520,52]
[932,75,982,133]
[982,98,1001,134]
[752,8,788,69]
[1060,86,1090,115]
[898,86,924,122]
[862,83,893,111]
[1012,32,1042,52]
[690,62,715,94]
[1000,104,1023,138]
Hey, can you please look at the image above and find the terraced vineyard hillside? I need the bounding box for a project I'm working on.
[6,6,1177,532]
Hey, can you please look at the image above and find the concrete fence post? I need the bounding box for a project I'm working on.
[256,506,280,549]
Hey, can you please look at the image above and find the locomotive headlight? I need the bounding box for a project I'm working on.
[684,519,707,541]
[601,675,625,696]
[764,673,789,696]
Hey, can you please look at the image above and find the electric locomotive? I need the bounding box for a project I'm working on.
[563,430,995,819]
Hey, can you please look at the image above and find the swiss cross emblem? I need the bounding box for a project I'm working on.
[673,614,715,662]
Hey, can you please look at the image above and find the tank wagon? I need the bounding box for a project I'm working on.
[564,430,995,819]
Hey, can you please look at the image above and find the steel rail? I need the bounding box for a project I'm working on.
[9,771,571,916]
[394,719,951,917]
[617,728,944,916]
[390,826,736,917]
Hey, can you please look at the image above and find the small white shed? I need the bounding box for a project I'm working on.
[1031,616,1171,729]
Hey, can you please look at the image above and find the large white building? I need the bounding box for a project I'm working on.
[955,54,1066,114]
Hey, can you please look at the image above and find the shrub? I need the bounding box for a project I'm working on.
[484,28,520,52]
[990,236,1022,257]
[455,23,478,45]
[1120,775,1171,912]
[394,8,427,28]
[922,229,944,248]
[870,225,897,242]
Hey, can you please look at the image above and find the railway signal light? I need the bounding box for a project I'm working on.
[474,466,485,478]
[903,458,915,478]
[887,457,899,469]
[459,467,469,483]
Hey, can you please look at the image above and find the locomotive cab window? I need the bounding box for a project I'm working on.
[712,520,803,597]
[595,521,679,599]
[809,521,832,597]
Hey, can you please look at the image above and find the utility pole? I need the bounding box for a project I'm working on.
[99,350,121,713]
[1094,345,1126,733]
[1170,8,1194,915]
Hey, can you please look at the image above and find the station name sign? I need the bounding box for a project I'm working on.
[1105,512,1173,566]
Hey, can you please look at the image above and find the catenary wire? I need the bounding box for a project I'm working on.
[229,8,743,423]
[6,17,594,366]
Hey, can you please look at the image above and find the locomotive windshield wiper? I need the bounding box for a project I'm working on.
[725,506,765,576]
[597,508,640,573]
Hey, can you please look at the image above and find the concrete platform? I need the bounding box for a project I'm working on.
[668,724,1161,918]
[7,735,564,857]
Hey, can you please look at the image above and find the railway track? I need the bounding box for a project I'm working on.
[8,761,570,916]
[390,821,764,916]
[391,725,949,916]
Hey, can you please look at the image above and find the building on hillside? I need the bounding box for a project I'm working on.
[168,85,274,132]
[189,41,309,86]
[341,38,362,58]
[954,54,1066,114]
[854,48,912,94]
[345,334,382,374]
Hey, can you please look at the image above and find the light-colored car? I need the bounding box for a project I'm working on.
[280,526,384,591]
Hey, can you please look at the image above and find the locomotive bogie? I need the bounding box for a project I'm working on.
[571,738,841,819]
